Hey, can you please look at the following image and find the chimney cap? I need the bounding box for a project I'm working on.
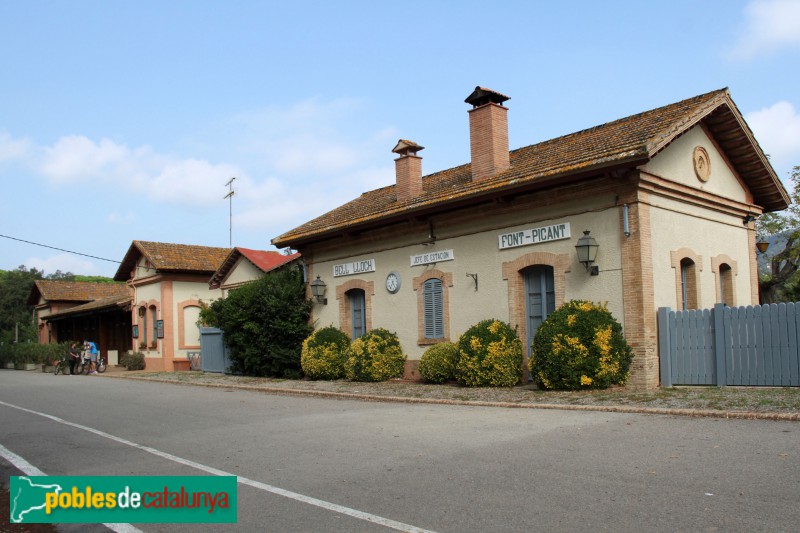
[465,86,510,108]
[392,139,425,156]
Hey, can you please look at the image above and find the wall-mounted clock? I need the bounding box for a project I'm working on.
[386,271,401,294]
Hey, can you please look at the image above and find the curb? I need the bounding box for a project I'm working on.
[100,374,800,422]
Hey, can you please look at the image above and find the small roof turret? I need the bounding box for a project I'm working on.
[392,139,425,157]
[464,86,510,108]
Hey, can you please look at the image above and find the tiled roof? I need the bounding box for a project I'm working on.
[28,280,129,306]
[273,89,789,248]
[114,241,231,281]
[209,248,301,288]
[42,294,132,321]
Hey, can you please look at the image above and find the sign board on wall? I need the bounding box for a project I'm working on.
[333,259,376,277]
[498,222,571,250]
[410,249,455,267]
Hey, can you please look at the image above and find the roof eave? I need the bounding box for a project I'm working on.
[273,154,649,249]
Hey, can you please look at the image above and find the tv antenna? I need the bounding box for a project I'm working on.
[224,177,236,247]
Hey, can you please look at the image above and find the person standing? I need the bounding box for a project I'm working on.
[68,342,80,375]
[84,340,99,374]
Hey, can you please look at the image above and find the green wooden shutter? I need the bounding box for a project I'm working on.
[423,278,443,339]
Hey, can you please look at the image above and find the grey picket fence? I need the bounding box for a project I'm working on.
[658,303,800,387]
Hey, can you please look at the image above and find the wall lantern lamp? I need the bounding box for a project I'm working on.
[575,230,600,276]
[138,307,146,317]
[756,239,770,254]
[310,276,328,305]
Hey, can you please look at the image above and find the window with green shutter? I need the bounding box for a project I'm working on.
[423,278,444,339]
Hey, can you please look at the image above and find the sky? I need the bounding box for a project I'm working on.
[1,0,799,278]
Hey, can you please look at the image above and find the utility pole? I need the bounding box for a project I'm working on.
[224,177,236,248]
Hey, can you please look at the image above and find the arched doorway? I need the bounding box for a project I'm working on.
[523,265,555,357]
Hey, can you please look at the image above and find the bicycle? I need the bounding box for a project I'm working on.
[53,353,70,375]
[78,353,106,374]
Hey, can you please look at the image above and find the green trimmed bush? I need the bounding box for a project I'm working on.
[120,351,146,371]
[418,342,458,384]
[455,319,523,387]
[301,326,351,380]
[213,268,312,378]
[345,328,406,382]
[530,300,633,390]
[0,342,68,365]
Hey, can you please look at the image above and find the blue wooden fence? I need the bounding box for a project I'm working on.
[658,303,800,387]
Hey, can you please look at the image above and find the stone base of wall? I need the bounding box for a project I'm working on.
[403,360,421,381]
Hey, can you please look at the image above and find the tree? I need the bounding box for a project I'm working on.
[0,266,43,344]
[757,165,800,303]
[213,268,313,377]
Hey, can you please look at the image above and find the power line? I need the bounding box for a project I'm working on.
[0,233,121,263]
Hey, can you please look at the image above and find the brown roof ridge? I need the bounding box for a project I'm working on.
[28,279,129,305]
[114,240,232,281]
[273,87,786,248]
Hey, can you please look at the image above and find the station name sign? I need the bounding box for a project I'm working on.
[333,259,376,277]
[498,222,571,250]
[410,249,454,267]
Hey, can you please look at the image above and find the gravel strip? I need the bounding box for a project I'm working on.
[102,371,800,421]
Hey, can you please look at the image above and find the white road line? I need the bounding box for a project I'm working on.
[0,442,143,533]
[0,400,438,533]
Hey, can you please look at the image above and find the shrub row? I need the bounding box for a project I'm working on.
[300,326,406,382]
[0,342,69,366]
[418,320,523,387]
[300,300,632,390]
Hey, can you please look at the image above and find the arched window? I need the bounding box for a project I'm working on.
[139,306,148,346]
[347,289,366,339]
[680,258,698,310]
[523,265,555,352]
[423,278,444,339]
[150,305,158,346]
[719,263,733,306]
[414,269,452,344]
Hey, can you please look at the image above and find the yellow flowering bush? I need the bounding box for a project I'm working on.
[300,326,351,380]
[345,328,406,382]
[530,300,632,390]
[455,319,523,387]
[418,342,459,384]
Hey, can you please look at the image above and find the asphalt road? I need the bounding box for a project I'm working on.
[1,370,799,532]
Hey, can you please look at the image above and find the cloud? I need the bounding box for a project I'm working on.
[38,135,246,207]
[728,0,800,60]
[229,97,396,176]
[0,131,31,163]
[746,101,800,177]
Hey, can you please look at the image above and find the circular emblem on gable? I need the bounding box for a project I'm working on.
[693,146,711,182]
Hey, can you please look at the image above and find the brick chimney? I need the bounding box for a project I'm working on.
[465,86,510,181]
[393,139,424,202]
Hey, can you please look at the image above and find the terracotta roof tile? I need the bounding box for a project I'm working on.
[42,294,132,321]
[208,248,301,289]
[114,241,231,281]
[29,280,129,305]
[273,89,788,247]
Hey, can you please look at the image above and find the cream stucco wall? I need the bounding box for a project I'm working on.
[171,281,221,355]
[310,191,627,361]
[135,257,158,280]
[643,125,748,203]
[650,197,753,310]
[132,278,221,363]
[645,125,755,310]
[225,258,262,286]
